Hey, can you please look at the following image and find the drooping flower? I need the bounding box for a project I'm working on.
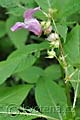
[11,7,42,36]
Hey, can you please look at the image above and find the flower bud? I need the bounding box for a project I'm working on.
[45,20,51,28]
[48,8,54,14]
[41,21,46,27]
[50,40,59,48]
[44,26,52,35]
[46,49,56,58]
[47,33,59,41]
[47,33,59,48]
[41,20,52,35]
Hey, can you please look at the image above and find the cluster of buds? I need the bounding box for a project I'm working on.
[46,33,59,58]
[41,20,52,35]
[47,33,59,48]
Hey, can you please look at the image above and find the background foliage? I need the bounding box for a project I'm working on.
[0,0,80,120]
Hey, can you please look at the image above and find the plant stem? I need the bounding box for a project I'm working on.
[47,0,51,8]
[0,111,59,120]
[72,70,80,109]
[72,82,79,109]
[41,8,72,115]
[52,18,68,79]
[52,18,72,108]
[65,82,72,106]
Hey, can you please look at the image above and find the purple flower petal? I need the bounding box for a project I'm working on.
[11,22,25,31]
[11,7,42,36]
[23,7,40,19]
[24,18,42,35]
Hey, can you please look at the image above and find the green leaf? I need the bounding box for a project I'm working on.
[0,104,38,120]
[64,24,80,66]
[6,16,28,49]
[17,66,44,83]
[44,64,62,81]
[0,84,32,104]
[0,54,36,85]
[34,0,70,16]
[35,0,80,22]
[35,0,53,12]
[26,0,37,8]
[0,21,6,38]
[35,11,47,20]
[75,97,80,119]
[38,41,49,50]
[56,24,68,42]
[65,65,79,90]
[0,42,49,84]
[0,46,36,84]
[0,115,36,120]
[0,114,37,120]
[35,77,67,119]
[8,41,49,60]
[60,0,80,19]
[0,0,18,8]
[8,7,25,17]
[0,36,12,51]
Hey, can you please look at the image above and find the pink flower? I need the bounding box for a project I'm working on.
[11,7,42,36]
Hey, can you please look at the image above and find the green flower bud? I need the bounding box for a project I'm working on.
[50,40,59,48]
[41,21,46,27]
[46,49,56,58]
[44,26,52,35]
[45,20,51,28]
[41,20,52,35]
